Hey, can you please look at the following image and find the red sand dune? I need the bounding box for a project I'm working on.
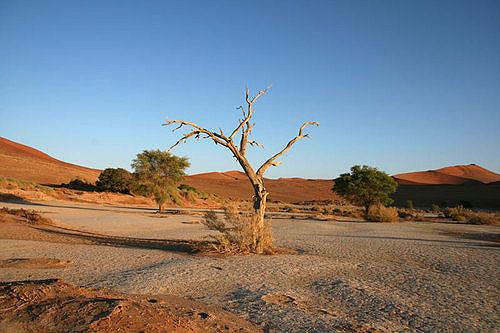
[2,136,499,205]
[393,164,500,185]
[184,170,334,203]
[0,137,101,185]
[0,137,334,203]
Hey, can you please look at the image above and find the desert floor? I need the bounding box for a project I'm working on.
[0,200,498,332]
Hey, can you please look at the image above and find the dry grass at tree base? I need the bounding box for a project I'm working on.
[366,205,399,223]
[202,205,274,255]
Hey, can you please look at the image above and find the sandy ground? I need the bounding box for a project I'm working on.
[0,199,498,332]
[0,279,261,333]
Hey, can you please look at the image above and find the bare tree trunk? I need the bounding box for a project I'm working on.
[251,181,268,253]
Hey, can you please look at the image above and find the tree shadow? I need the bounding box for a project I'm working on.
[1,196,211,216]
[437,230,500,244]
[0,193,33,204]
[29,224,209,254]
[1,196,157,214]
[323,234,500,249]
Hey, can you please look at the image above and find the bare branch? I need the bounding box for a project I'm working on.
[168,129,200,150]
[229,85,271,141]
[247,139,264,149]
[256,121,319,176]
[248,85,272,104]
[163,119,229,149]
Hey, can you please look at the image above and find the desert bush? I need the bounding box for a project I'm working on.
[431,204,441,213]
[179,189,197,202]
[281,205,298,213]
[310,205,320,212]
[458,200,473,208]
[202,205,274,254]
[0,177,55,194]
[156,186,183,209]
[62,178,96,192]
[96,168,133,193]
[0,207,52,225]
[178,184,197,192]
[321,208,331,215]
[398,208,413,219]
[466,212,500,226]
[178,184,200,202]
[405,200,414,210]
[444,205,471,222]
[366,204,399,222]
[398,208,424,221]
[445,206,499,225]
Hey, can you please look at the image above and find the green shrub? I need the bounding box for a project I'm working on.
[63,178,96,192]
[178,184,198,192]
[96,168,133,193]
[333,165,398,215]
[366,204,398,222]
[132,150,190,211]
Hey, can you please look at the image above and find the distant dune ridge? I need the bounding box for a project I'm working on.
[1,137,499,206]
[0,137,101,185]
[183,170,334,202]
[392,165,500,209]
[393,164,500,185]
[0,137,334,202]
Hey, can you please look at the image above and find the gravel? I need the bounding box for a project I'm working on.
[0,200,498,332]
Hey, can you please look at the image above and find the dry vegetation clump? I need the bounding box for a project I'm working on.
[431,204,441,213]
[0,207,53,225]
[202,205,274,254]
[444,206,500,225]
[444,205,471,222]
[331,206,364,218]
[405,200,414,210]
[271,201,362,218]
[397,208,425,221]
[445,206,499,225]
[366,205,399,222]
[61,178,96,191]
[0,176,55,195]
[178,184,210,202]
[466,212,500,225]
[281,205,299,213]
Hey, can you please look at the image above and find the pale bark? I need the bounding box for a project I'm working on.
[163,86,318,253]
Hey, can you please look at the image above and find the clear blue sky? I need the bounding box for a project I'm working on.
[1,0,499,178]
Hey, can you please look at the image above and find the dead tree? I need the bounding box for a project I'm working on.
[163,86,318,253]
